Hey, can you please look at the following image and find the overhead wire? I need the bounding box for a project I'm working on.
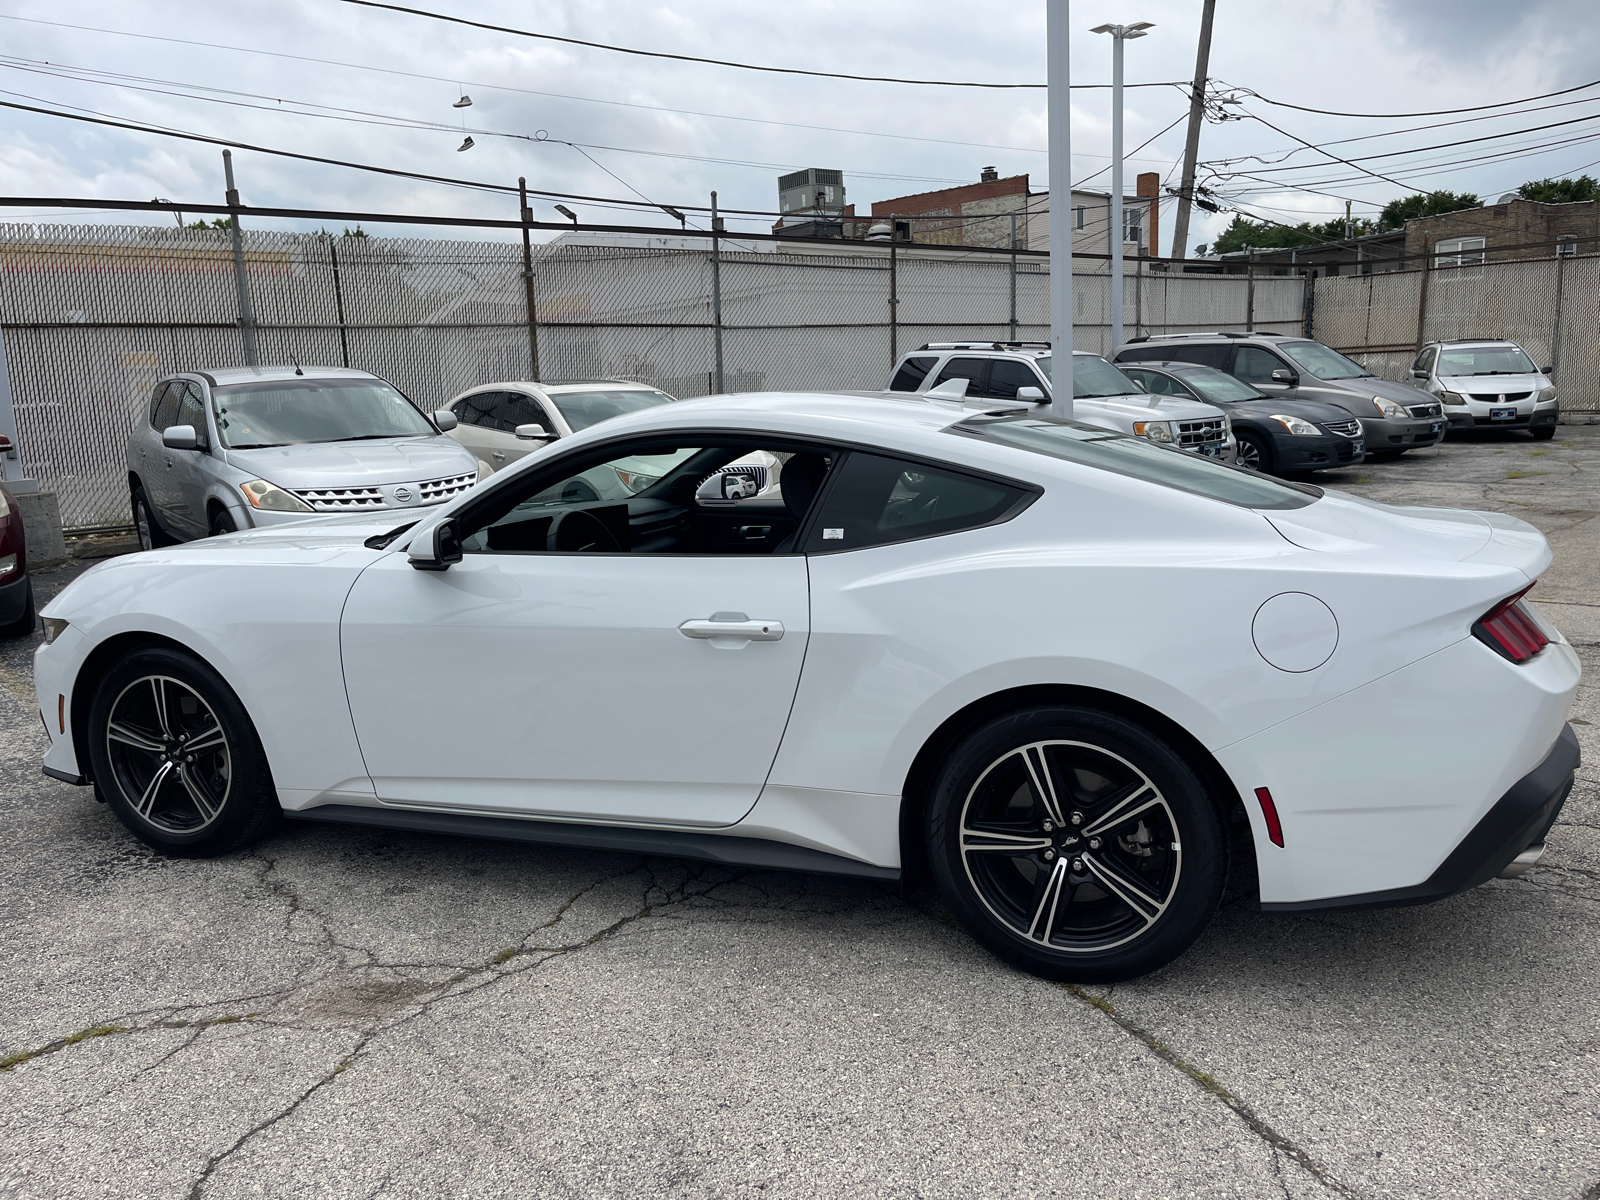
[1231,77,1600,119]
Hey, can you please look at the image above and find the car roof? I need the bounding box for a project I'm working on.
[191,365,385,386]
[455,379,669,395]
[1431,339,1517,348]
[1120,360,1225,374]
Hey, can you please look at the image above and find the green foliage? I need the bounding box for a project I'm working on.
[187,217,233,230]
[1377,191,1481,230]
[1517,175,1599,204]
[1210,214,1375,255]
[342,224,369,238]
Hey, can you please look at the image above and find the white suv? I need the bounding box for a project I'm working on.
[887,342,1236,460]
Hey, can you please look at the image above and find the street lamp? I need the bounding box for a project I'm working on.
[1090,20,1153,351]
[554,204,578,224]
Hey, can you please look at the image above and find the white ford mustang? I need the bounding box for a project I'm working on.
[34,392,1581,980]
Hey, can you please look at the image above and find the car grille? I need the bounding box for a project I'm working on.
[1177,418,1228,449]
[418,472,477,503]
[292,485,385,511]
[1323,419,1362,438]
[1470,391,1532,402]
[1407,402,1442,418]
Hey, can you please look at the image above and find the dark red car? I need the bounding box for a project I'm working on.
[0,480,34,637]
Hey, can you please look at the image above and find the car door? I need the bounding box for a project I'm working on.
[338,434,815,826]
[1231,346,1299,399]
[145,382,198,535]
[169,382,217,537]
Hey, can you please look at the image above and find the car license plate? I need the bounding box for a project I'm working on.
[1490,407,1517,421]
[1352,441,1364,455]
[1430,421,1444,433]
[1200,444,1223,458]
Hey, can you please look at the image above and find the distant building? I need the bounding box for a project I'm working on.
[774,168,847,238]
[1405,195,1599,266]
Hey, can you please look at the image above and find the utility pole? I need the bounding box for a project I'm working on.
[1169,0,1215,260]
[1046,0,1073,418]
[518,178,541,380]
[1344,199,1353,241]
[222,150,258,366]
[1009,210,1019,341]
[710,191,725,393]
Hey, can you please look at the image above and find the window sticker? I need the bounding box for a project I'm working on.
[823,528,845,540]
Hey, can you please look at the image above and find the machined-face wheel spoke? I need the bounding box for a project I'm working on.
[149,677,173,738]
[1083,852,1167,923]
[962,828,1054,855]
[135,760,175,818]
[1081,785,1161,839]
[176,764,219,821]
[107,721,166,753]
[181,722,226,755]
[1026,856,1072,943]
[1020,745,1067,826]
[105,674,231,835]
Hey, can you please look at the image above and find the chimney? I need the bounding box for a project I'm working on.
[980,166,999,183]
[1137,171,1160,258]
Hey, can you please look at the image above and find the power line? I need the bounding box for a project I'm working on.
[1231,77,1600,119]
[336,0,1178,91]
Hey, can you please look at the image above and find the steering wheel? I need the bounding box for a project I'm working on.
[546,509,623,552]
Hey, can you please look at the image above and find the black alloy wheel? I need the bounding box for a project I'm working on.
[927,706,1226,982]
[1234,430,1273,474]
[131,485,175,550]
[86,646,280,856]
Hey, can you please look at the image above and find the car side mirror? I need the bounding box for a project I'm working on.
[433,410,458,432]
[162,424,198,450]
[1541,365,1554,376]
[515,423,556,442]
[721,470,760,501]
[1269,369,1298,385]
[1410,369,1428,380]
[1016,385,1046,403]
[408,518,463,571]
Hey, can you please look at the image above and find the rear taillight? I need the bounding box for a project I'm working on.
[1472,586,1549,664]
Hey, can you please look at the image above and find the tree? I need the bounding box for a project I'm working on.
[1517,175,1599,204]
[1210,214,1375,255]
[1376,191,1480,230]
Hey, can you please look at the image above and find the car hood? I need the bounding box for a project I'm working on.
[1074,393,1224,421]
[1436,372,1545,394]
[1266,491,1551,576]
[223,436,477,487]
[1227,398,1359,426]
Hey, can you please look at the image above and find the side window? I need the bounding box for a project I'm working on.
[498,391,554,434]
[804,453,1028,553]
[889,356,938,392]
[1161,343,1232,369]
[455,391,502,429]
[931,357,990,393]
[1413,347,1437,374]
[149,382,181,431]
[176,383,210,449]
[984,360,1046,399]
[1124,369,1183,397]
[1233,346,1289,384]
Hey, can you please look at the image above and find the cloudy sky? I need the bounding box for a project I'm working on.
[0,0,1596,250]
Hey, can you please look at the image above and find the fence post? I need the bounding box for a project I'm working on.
[1301,268,1315,339]
[328,237,350,369]
[710,191,725,393]
[518,178,541,380]
[1415,236,1432,351]
[889,232,899,365]
[1550,250,1567,377]
[1134,254,1143,338]
[222,150,258,366]
[1009,212,1018,340]
[1245,247,1255,332]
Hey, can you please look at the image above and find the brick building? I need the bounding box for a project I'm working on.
[1405,196,1600,265]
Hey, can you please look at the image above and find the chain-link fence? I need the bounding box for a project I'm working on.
[0,220,1309,530]
[1312,251,1600,407]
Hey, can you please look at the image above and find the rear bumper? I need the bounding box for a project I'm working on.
[1262,723,1579,912]
[0,571,30,624]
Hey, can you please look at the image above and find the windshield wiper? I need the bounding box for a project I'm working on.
[333,433,411,442]
[364,521,418,550]
[227,442,289,450]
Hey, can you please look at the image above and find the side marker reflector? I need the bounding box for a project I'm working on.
[58,694,65,735]
[1254,787,1285,847]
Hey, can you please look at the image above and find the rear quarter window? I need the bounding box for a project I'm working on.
[804,452,1033,552]
[889,356,938,392]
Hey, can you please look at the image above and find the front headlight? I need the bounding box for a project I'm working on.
[475,460,492,481]
[1439,391,1468,406]
[1132,420,1175,443]
[1538,387,1558,404]
[1373,396,1409,418]
[613,467,660,494]
[1269,414,1321,436]
[42,616,69,645]
[239,479,313,513]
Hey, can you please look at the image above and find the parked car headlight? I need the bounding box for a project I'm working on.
[1537,387,1558,404]
[41,616,69,645]
[239,479,313,513]
[1269,414,1321,436]
[613,467,660,493]
[1438,391,1468,406]
[1132,420,1175,443]
[1372,396,1409,418]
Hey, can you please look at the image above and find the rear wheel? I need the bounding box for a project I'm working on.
[1234,430,1274,474]
[927,705,1226,982]
[132,485,175,550]
[85,646,280,856]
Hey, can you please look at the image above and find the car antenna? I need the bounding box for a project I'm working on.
[291,355,303,377]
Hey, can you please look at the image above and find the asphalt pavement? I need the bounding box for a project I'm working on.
[3,428,1598,1199]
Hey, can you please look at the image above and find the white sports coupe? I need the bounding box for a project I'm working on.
[34,392,1581,980]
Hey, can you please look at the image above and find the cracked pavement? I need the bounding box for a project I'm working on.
[3,429,1599,1198]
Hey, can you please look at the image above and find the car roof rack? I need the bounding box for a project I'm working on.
[918,341,1050,352]
[1434,337,1511,345]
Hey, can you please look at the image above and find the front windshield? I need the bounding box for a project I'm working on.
[1438,346,1537,376]
[1279,342,1371,381]
[549,387,675,432]
[952,415,1320,510]
[1069,354,1142,398]
[1179,370,1267,403]
[213,378,434,449]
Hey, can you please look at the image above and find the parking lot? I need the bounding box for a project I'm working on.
[2,428,1597,1200]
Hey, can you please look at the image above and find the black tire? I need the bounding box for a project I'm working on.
[209,507,238,537]
[926,705,1226,982]
[1234,430,1274,474]
[85,645,280,857]
[0,580,35,638]
[132,484,176,550]
[1531,424,1556,441]
[1368,450,1405,462]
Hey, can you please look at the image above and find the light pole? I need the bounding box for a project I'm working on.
[1046,0,1073,419]
[1090,20,1153,353]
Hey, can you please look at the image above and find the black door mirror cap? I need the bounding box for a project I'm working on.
[1410,369,1429,379]
[1540,365,1555,376]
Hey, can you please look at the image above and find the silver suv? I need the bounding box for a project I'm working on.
[887,342,1236,459]
[1113,332,1444,460]
[128,366,480,547]
[1409,339,1558,440]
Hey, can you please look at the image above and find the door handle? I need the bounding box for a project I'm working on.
[492,451,506,460]
[679,613,784,642]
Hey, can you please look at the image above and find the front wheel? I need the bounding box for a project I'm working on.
[209,507,238,537]
[1531,424,1556,442]
[85,646,281,856]
[1234,430,1273,474]
[926,706,1226,982]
